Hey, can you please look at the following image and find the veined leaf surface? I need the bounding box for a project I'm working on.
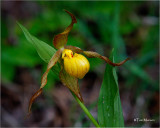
[18,23,60,73]
[98,51,124,127]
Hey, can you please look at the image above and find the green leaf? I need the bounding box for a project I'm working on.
[17,22,60,73]
[18,22,56,62]
[98,51,124,127]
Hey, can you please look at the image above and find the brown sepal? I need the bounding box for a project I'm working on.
[53,10,77,49]
[59,66,83,102]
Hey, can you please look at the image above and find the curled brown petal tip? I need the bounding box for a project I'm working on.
[63,9,77,24]
[102,56,131,66]
[27,88,43,116]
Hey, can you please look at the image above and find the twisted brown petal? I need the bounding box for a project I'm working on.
[83,51,131,66]
[27,49,62,116]
[27,88,42,117]
[53,10,77,49]
[41,49,62,88]
[59,66,83,102]
[65,45,130,66]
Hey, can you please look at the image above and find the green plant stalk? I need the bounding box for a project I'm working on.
[71,91,100,127]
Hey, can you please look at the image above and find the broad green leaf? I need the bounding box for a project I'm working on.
[18,22,56,62]
[18,22,60,73]
[98,51,124,127]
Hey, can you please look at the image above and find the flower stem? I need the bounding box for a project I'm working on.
[71,92,100,127]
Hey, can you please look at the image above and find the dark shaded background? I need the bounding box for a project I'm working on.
[1,1,159,127]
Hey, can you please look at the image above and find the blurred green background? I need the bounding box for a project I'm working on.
[1,1,159,127]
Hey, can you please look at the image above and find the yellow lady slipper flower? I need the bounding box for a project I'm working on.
[62,49,90,79]
[27,9,130,116]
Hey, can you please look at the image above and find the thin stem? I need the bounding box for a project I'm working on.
[71,92,100,127]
